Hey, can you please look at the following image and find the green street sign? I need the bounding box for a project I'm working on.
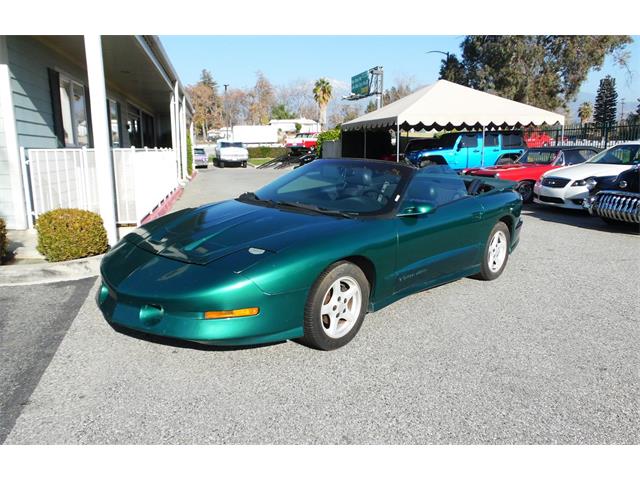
[351,71,370,96]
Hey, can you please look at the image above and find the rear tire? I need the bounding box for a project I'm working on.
[300,261,370,351]
[473,221,510,281]
[242,162,247,168]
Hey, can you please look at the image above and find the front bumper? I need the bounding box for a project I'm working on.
[97,280,305,346]
[533,181,588,210]
[584,190,640,224]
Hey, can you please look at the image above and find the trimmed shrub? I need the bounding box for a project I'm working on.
[186,132,194,175]
[247,146,287,159]
[36,209,108,262]
[0,217,7,261]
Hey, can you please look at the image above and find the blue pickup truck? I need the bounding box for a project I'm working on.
[404,131,526,169]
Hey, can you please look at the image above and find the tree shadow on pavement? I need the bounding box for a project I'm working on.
[108,322,285,352]
[523,204,639,236]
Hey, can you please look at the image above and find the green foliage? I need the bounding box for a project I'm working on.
[295,122,302,133]
[36,209,108,262]
[365,100,377,113]
[316,128,341,156]
[271,103,295,120]
[594,75,618,125]
[313,78,333,129]
[0,217,7,261]
[186,132,194,175]
[247,146,287,159]
[439,35,632,111]
[578,102,593,124]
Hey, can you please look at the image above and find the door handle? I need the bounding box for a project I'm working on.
[472,211,483,220]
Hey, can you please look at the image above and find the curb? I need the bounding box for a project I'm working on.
[0,254,102,286]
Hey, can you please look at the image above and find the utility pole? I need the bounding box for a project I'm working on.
[620,98,625,123]
[224,83,230,140]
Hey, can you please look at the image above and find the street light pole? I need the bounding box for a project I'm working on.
[426,50,451,77]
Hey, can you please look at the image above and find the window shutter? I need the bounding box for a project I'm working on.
[47,68,64,147]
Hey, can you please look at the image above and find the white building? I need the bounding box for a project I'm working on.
[269,118,320,134]
[0,35,194,245]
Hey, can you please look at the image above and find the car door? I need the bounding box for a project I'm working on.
[394,171,485,295]
[483,133,501,166]
[449,134,478,169]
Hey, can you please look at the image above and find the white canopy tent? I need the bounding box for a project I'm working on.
[341,80,565,163]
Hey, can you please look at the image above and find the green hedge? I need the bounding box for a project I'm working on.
[36,209,109,262]
[0,217,7,261]
[186,132,194,175]
[247,146,287,159]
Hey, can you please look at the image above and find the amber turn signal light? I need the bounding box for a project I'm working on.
[204,307,260,319]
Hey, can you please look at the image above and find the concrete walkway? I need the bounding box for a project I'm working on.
[170,165,289,211]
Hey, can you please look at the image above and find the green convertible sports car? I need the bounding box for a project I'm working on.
[98,159,523,350]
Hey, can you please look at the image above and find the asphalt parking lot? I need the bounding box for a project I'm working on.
[2,164,638,444]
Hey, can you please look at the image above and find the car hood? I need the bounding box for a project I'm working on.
[546,162,632,180]
[218,147,247,155]
[125,199,355,266]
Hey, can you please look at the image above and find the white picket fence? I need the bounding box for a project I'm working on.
[22,147,179,226]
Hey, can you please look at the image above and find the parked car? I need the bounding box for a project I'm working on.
[97,159,522,351]
[403,131,526,170]
[524,131,554,148]
[193,147,208,168]
[583,165,640,226]
[285,132,318,153]
[215,141,249,168]
[463,146,600,202]
[534,142,640,210]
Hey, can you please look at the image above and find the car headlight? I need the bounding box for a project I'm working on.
[571,179,588,187]
[585,177,597,190]
[494,173,500,178]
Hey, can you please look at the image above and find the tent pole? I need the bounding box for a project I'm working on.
[481,125,485,167]
[396,123,400,162]
[364,127,367,159]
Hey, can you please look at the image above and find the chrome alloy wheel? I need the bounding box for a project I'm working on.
[320,276,362,339]
[488,230,508,273]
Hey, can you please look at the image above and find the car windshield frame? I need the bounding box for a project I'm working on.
[586,144,640,165]
[517,149,561,165]
[240,159,415,217]
[220,142,244,148]
[193,148,206,155]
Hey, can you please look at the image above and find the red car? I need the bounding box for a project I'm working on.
[463,146,600,202]
[524,131,555,148]
[286,132,318,151]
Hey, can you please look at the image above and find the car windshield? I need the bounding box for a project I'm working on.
[243,159,412,216]
[586,144,640,165]
[194,148,205,154]
[518,150,559,165]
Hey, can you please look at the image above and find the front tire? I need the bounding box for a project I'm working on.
[301,261,370,350]
[516,181,534,203]
[473,221,510,281]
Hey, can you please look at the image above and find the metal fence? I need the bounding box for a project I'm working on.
[533,122,640,149]
[22,147,179,227]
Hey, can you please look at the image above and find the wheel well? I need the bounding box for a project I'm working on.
[499,215,514,235]
[341,255,376,292]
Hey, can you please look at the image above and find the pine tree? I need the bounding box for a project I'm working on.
[593,75,618,125]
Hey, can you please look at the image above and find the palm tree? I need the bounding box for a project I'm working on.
[578,101,593,125]
[313,78,333,131]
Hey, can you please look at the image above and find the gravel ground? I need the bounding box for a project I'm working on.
[3,166,639,444]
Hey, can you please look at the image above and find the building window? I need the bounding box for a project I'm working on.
[108,99,121,147]
[59,75,89,147]
[127,105,142,148]
[142,111,155,147]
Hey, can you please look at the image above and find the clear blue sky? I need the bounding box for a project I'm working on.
[161,35,639,113]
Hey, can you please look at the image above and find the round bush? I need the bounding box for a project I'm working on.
[36,208,108,262]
